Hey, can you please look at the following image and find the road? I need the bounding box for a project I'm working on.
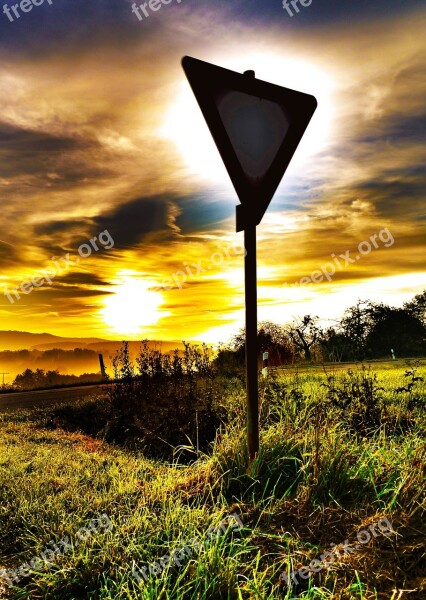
[0,384,106,412]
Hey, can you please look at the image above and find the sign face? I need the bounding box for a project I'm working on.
[182,56,318,231]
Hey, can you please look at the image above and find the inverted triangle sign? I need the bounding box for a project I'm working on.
[182,56,317,231]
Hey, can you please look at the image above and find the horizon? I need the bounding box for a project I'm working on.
[0,283,422,345]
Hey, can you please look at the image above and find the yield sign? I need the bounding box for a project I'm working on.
[182,56,317,231]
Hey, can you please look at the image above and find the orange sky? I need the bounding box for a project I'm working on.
[0,1,424,343]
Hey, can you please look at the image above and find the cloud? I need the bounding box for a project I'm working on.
[0,0,424,340]
[0,119,108,180]
[93,195,182,247]
[34,195,182,250]
[53,272,110,287]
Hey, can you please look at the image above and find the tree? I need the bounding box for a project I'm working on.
[338,294,426,359]
[14,368,37,390]
[339,300,391,359]
[257,323,294,365]
[287,315,321,361]
[320,328,353,362]
[365,309,426,358]
[404,290,426,327]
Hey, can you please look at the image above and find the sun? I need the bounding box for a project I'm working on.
[101,275,164,336]
[159,52,335,184]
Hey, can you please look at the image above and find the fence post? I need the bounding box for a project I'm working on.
[262,352,269,378]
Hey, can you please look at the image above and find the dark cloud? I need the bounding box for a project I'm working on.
[92,196,179,248]
[358,114,426,145]
[352,176,426,218]
[53,272,110,287]
[50,287,111,297]
[0,0,164,58]
[0,120,113,184]
[0,240,19,268]
[26,285,110,299]
[0,121,81,153]
[36,195,180,250]
[35,220,92,237]
[1,0,424,60]
[225,0,424,25]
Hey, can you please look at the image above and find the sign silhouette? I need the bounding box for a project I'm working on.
[182,56,318,461]
[182,56,317,231]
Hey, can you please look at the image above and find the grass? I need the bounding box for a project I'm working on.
[0,362,425,599]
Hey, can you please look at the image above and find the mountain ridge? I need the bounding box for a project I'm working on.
[0,331,198,352]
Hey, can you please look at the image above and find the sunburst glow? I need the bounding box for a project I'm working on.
[101,276,164,335]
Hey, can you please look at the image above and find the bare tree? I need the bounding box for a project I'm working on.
[287,315,321,361]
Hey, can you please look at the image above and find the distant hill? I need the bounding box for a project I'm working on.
[85,340,190,355]
[0,331,108,351]
[32,341,109,351]
[0,332,203,383]
[32,341,189,354]
[0,331,199,353]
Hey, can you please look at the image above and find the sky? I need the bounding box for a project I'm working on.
[0,0,424,344]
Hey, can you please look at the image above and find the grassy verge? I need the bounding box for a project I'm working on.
[0,363,425,599]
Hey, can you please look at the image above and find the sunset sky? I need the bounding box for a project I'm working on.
[0,0,424,343]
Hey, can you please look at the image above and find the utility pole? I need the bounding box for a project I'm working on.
[0,372,10,386]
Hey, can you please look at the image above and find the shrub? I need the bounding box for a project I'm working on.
[321,366,384,436]
[103,341,229,459]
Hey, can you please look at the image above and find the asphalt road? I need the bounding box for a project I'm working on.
[0,384,106,412]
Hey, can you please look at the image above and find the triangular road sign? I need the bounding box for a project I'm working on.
[182,56,318,231]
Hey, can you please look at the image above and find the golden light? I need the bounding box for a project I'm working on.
[101,275,164,335]
[160,52,335,184]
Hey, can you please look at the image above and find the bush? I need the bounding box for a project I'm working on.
[102,341,229,460]
[321,366,384,436]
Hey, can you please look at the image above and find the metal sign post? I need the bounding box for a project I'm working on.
[182,56,317,461]
[244,223,258,458]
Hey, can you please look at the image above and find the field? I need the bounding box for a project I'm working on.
[0,361,425,599]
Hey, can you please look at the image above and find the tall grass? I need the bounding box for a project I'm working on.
[0,362,424,599]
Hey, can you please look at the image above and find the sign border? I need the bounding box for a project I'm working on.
[182,56,318,230]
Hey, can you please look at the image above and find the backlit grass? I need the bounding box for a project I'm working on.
[0,362,424,599]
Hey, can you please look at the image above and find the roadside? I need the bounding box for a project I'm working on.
[0,384,107,413]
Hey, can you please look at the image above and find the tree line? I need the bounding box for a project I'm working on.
[11,369,101,391]
[217,290,426,368]
[7,291,425,389]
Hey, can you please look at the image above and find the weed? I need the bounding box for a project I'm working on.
[322,366,384,435]
[395,361,425,411]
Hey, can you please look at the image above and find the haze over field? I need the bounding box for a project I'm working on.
[0,331,191,382]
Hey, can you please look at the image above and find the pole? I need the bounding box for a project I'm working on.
[262,352,269,378]
[244,224,259,461]
[98,354,106,380]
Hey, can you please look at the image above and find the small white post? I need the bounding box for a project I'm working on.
[262,351,269,378]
